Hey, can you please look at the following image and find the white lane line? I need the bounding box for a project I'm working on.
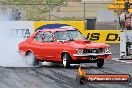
[112,58,119,60]
[126,60,132,63]
[113,58,132,64]
[126,62,132,64]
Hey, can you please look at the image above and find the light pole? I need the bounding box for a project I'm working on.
[48,3,51,21]
[117,3,120,30]
[84,2,86,21]
[84,2,86,30]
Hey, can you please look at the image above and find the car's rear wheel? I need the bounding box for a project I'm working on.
[62,53,71,68]
[26,52,40,66]
[97,59,104,68]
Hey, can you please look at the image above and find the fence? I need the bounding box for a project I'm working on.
[0,2,119,30]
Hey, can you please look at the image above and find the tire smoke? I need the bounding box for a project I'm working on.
[0,22,60,67]
[0,22,33,67]
[0,9,60,67]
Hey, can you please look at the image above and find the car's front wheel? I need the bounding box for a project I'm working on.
[97,59,104,68]
[62,53,71,68]
[26,52,40,66]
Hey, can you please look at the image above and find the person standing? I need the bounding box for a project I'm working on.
[119,11,126,30]
[124,0,131,11]
[125,11,132,30]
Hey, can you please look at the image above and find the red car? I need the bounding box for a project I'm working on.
[18,28,112,68]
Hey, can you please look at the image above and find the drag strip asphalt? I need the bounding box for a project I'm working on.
[0,60,132,88]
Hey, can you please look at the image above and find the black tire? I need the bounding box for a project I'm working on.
[33,59,39,66]
[26,52,40,66]
[97,59,104,68]
[62,53,71,68]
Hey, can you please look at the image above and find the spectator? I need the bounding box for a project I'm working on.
[119,11,126,30]
[125,11,132,30]
[124,0,131,11]
[15,9,21,20]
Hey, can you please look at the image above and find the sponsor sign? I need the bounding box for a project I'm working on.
[0,21,120,43]
[34,21,120,43]
[82,30,120,43]
[0,21,34,39]
[34,21,84,32]
[7,21,34,39]
[76,66,131,84]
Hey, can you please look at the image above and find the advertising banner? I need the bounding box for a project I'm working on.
[34,21,120,43]
[83,30,120,43]
[34,21,84,32]
[7,21,34,39]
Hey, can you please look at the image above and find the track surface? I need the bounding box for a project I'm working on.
[0,60,132,88]
[0,44,129,88]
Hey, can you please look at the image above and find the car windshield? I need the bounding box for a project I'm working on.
[54,30,86,41]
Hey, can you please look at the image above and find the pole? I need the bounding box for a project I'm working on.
[84,2,86,29]
[84,2,85,21]
[49,3,51,21]
[117,3,120,30]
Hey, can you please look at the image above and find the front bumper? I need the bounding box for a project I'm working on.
[73,53,112,57]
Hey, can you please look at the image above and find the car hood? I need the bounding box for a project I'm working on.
[64,40,109,49]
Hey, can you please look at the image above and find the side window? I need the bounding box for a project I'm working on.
[35,32,53,42]
[35,32,43,42]
[54,32,60,40]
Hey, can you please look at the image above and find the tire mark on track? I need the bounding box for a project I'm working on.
[49,68,109,88]
[5,66,132,88]
[30,68,101,88]
[30,68,70,88]
[49,68,108,88]
[49,69,80,88]
[6,67,61,88]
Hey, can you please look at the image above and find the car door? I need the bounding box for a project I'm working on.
[41,32,57,61]
[35,32,56,61]
[30,31,46,60]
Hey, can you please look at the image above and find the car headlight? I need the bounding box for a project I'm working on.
[77,49,83,54]
[105,48,111,53]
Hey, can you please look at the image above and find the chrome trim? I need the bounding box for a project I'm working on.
[73,53,112,57]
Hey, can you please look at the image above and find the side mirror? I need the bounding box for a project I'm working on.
[33,35,36,38]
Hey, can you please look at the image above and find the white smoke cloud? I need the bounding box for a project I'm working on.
[0,22,30,67]
[0,8,61,67]
[0,21,58,67]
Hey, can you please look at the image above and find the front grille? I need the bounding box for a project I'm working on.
[83,48,105,54]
